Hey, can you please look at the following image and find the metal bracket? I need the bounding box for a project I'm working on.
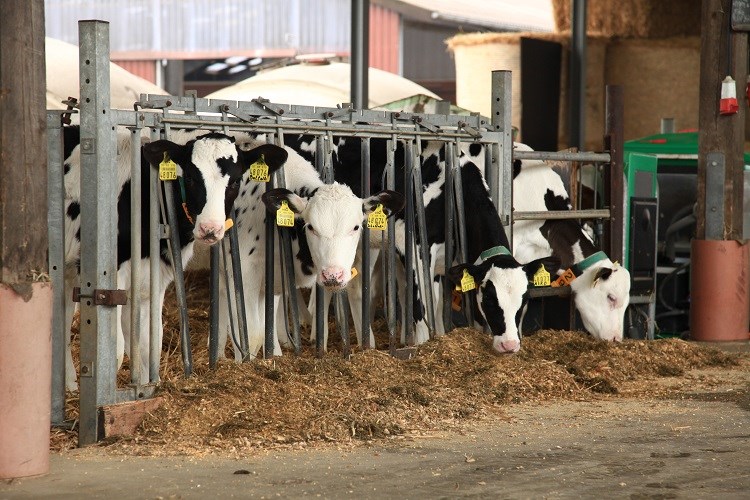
[73,287,128,306]
[706,152,725,240]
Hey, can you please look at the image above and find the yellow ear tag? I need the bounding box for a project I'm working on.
[459,269,476,293]
[276,200,295,227]
[350,268,359,279]
[159,153,178,181]
[249,154,270,182]
[533,264,551,287]
[367,204,388,230]
[224,218,234,231]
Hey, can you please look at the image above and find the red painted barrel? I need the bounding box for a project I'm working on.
[0,283,52,479]
[690,239,750,341]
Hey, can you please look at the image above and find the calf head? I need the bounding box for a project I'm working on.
[143,133,288,245]
[448,254,560,354]
[569,259,631,342]
[263,184,404,289]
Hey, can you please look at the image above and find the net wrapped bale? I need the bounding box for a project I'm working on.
[446,32,607,151]
[605,37,700,140]
[552,0,701,39]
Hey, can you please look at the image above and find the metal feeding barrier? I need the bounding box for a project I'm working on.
[47,20,624,446]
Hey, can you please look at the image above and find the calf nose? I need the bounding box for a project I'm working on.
[197,221,224,243]
[321,267,345,286]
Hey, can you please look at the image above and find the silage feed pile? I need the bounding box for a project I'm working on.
[51,272,744,456]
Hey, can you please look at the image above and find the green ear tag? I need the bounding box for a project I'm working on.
[367,204,387,230]
[249,154,270,182]
[159,152,178,181]
[533,264,551,287]
[276,200,295,227]
[460,269,476,293]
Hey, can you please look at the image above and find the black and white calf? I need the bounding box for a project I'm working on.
[216,136,404,359]
[511,143,631,341]
[62,127,288,389]
[445,161,559,353]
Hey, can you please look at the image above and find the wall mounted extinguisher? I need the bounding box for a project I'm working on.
[720,75,739,115]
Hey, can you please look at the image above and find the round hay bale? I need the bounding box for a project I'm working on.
[447,32,608,151]
[552,0,701,39]
[605,37,700,141]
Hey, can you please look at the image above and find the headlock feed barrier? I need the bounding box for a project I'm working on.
[48,21,625,445]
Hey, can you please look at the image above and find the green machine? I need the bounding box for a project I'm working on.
[623,131,750,339]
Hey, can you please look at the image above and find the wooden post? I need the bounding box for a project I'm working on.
[697,0,748,240]
[692,0,750,342]
[0,0,52,479]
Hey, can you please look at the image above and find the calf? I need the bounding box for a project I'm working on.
[511,143,631,341]
[62,127,288,389]
[445,161,559,353]
[217,136,403,359]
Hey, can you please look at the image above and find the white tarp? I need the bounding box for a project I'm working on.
[45,37,165,111]
[206,61,440,108]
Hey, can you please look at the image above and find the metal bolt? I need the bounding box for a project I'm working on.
[711,161,718,167]
[81,365,89,374]
[277,109,284,115]
[711,207,717,212]
[326,112,334,118]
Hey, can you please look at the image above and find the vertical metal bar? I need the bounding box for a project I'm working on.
[660,118,675,134]
[443,142,455,333]
[351,0,370,109]
[162,180,192,376]
[149,128,160,382]
[273,129,302,355]
[77,20,117,446]
[453,141,474,326]
[335,292,350,356]
[386,138,397,354]
[129,125,142,386]
[404,141,415,345]
[220,241,240,358]
[570,0,587,149]
[491,71,513,238]
[47,113,66,424]
[361,138,372,349]
[208,244,220,368]
[314,136,326,357]
[228,206,250,358]
[264,178,276,359]
[411,142,436,336]
[605,85,625,264]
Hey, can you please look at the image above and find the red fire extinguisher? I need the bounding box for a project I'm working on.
[720,75,739,115]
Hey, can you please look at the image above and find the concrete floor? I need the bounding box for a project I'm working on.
[2,388,749,499]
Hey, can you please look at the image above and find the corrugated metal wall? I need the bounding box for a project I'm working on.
[112,60,157,83]
[45,0,352,59]
[369,3,400,74]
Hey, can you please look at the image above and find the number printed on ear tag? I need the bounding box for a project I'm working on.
[249,154,270,182]
[460,269,475,292]
[533,264,551,287]
[367,204,387,230]
[159,152,177,181]
[276,201,295,227]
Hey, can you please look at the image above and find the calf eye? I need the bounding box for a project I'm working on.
[607,293,617,307]
[307,224,318,236]
[353,225,360,231]
[230,179,241,189]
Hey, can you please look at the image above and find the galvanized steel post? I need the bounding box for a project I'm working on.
[47,113,66,425]
[361,137,372,348]
[491,71,513,237]
[77,20,118,446]
[129,124,143,385]
[403,141,415,345]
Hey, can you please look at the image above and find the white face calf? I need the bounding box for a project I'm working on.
[449,255,560,354]
[262,184,404,290]
[570,260,631,342]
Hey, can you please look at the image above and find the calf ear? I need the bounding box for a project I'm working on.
[521,256,561,282]
[142,140,185,175]
[447,262,492,286]
[261,188,307,214]
[363,190,405,217]
[240,144,288,174]
[592,266,613,286]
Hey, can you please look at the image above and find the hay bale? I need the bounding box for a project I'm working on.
[447,32,607,151]
[552,0,701,39]
[605,37,700,141]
